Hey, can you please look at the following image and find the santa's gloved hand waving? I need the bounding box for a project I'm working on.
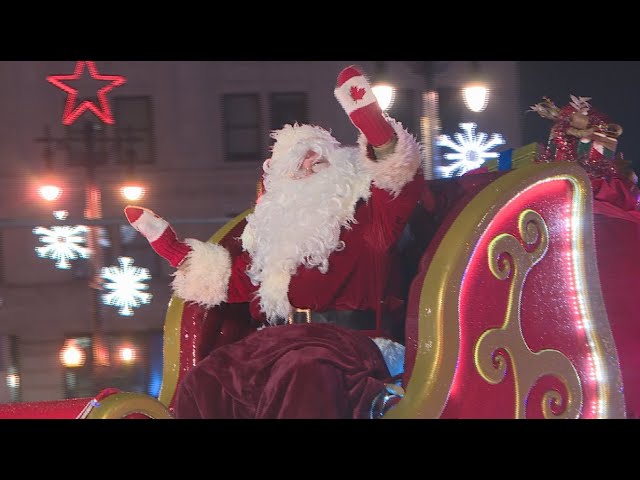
[124,206,192,268]
[334,64,397,158]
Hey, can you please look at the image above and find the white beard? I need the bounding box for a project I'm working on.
[241,146,372,324]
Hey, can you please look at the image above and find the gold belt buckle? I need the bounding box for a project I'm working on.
[287,308,311,324]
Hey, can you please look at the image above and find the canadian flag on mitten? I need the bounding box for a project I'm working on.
[124,206,192,268]
[334,65,396,148]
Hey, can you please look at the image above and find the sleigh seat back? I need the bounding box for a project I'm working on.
[386,161,626,419]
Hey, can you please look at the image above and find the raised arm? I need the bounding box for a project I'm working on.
[124,206,254,309]
[334,65,423,248]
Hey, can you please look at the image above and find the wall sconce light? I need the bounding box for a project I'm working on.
[371,61,395,111]
[462,61,489,113]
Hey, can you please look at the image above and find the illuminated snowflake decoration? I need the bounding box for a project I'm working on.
[437,122,505,177]
[33,225,90,269]
[100,256,152,316]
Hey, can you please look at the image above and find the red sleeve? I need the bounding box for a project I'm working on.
[226,251,257,304]
[287,173,425,314]
[358,173,425,251]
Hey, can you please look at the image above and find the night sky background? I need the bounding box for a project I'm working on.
[518,61,640,180]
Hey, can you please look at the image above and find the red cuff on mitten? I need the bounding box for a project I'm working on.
[124,206,192,268]
[334,65,396,147]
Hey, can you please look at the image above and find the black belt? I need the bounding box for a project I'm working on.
[287,308,377,330]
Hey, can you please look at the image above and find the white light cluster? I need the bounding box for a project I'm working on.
[372,84,394,111]
[39,185,62,202]
[33,225,90,269]
[6,372,19,388]
[437,122,505,178]
[53,210,68,220]
[100,256,152,316]
[463,85,489,113]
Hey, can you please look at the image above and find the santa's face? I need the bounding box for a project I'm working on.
[289,149,330,179]
[257,144,358,240]
[261,123,341,181]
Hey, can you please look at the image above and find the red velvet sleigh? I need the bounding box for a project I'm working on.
[1,159,637,419]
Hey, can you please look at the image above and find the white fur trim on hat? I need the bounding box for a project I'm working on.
[358,118,422,196]
[171,239,231,309]
[267,123,341,179]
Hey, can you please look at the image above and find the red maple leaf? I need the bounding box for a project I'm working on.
[350,85,366,102]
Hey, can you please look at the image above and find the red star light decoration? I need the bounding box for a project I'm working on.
[47,61,126,125]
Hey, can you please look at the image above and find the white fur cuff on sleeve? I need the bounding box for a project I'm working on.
[171,239,231,309]
[358,118,421,196]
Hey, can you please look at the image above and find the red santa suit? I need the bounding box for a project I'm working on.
[122,65,424,418]
[169,118,423,418]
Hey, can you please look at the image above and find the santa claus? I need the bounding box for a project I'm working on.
[125,65,424,418]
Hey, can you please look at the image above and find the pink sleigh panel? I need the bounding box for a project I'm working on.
[387,161,626,419]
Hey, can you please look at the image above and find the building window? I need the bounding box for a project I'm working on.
[222,94,261,162]
[0,335,21,403]
[71,224,162,282]
[65,98,109,167]
[60,330,163,399]
[270,92,308,131]
[119,224,163,277]
[113,96,155,165]
[387,88,418,138]
[64,96,155,167]
[71,226,113,280]
[436,87,467,136]
[0,229,4,285]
